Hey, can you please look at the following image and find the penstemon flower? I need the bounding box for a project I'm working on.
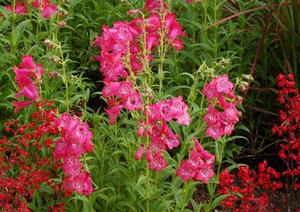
[176,138,215,183]
[54,113,94,195]
[4,2,27,14]
[13,55,43,111]
[203,74,239,139]
[32,0,57,19]
[95,0,191,174]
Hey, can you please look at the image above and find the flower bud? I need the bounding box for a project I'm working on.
[135,145,144,161]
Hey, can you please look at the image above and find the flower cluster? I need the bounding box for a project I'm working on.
[0,102,59,210]
[2,1,57,19]
[135,96,191,171]
[13,55,43,111]
[94,0,192,173]
[32,0,57,19]
[143,2,186,50]
[54,113,94,196]
[272,73,300,188]
[218,161,282,211]
[202,74,239,139]
[94,0,185,124]
[176,138,214,183]
[4,2,27,14]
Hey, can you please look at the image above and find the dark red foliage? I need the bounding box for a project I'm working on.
[218,161,282,212]
[272,73,300,188]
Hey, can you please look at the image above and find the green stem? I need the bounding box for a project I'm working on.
[58,45,69,112]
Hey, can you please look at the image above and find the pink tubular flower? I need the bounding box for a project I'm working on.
[32,0,57,19]
[203,74,239,139]
[14,55,43,111]
[135,145,144,160]
[148,96,190,125]
[54,113,94,196]
[4,2,27,14]
[176,139,215,183]
[63,172,93,196]
[144,0,166,13]
[148,151,167,172]
[62,155,82,176]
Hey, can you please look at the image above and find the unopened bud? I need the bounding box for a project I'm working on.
[127,9,140,15]
[49,55,60,63]
[48,71,59,79]
[58,7,68,17]
[239,85,246,92]
[57,21,67,28]
[238,111,243,119]
[235,96,244,104]
[43,39,58,49]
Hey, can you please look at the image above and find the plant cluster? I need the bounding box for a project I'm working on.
[218,161,282,211]
[1,0,300,211]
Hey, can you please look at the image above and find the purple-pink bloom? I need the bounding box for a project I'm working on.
[63,172,93,196]
[177,139,215,183]
[4,2,27,14]
[62,155,82,176]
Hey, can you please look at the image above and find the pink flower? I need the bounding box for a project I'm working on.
[148,151,167,172]
[14,55,43,110]
[204,105,219,125]
[144,0,166,13]
[4,2,27,14]
[176,160,196,181]
[194,166,215,183]
[32,0,57,19]
[106,105,123,124]
[53,138,68,161]
[73,123,94,151]
[62,155,82,176]
[206,124,224,140]
[13,101,32,112]
[177,139,215,183]
[135,145,144,160]
[148,96,190,125]
[63,172,93,196]
[15,84,39,100]
[203,75,239,139]
[41,4,57,19]
[124,91,143,111]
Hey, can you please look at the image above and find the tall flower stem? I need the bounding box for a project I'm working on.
[10,0,17,60]
[58,44,70,112]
